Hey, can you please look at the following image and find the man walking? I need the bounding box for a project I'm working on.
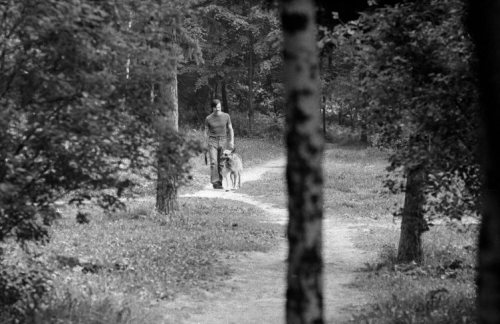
[204,99,234,189]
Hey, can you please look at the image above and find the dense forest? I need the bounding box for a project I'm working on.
[1,0,499,323]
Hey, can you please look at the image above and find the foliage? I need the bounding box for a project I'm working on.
[0,242,52,323]
[0,0,205,245]
[180,1,283,125]
[156,128,204,187]
[327,0,481,220]
[0,3,204,322]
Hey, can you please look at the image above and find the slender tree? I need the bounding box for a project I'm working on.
[327,0,479,263]
[156,66,180,214]
[143,0,202,214]
[397,164,427,262]
[247,31,256,133]
[467,1,500,323]
[279,0,324,323]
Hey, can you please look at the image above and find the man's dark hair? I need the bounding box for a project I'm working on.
[211,99,221,108]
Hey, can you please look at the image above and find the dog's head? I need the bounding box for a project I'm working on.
[221,149,243,171]
[221,149,234,160]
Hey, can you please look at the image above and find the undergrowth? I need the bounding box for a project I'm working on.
[3,197,281,324]
[350,224,478,324]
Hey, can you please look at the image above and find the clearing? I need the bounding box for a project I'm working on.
[159,148,395,323]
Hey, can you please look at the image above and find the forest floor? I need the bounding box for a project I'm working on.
[158,145,398,323]
[26,139,476,323]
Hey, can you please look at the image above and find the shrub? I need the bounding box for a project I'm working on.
[0,243,52,323]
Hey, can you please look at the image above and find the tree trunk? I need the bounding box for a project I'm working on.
[156,147,178,214]
[248,34,255,134]
[206,86,212,115]
[360,122,368,144]
[397,164,427,263]
[467,2,500,322]
[156,69,179,215]
[213,78,219,100]
[222,78,229,114]
[279,0,324,323]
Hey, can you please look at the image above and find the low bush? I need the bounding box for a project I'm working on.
[0,243,52,324]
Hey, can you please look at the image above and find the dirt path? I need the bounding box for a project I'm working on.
[161,157,376,323]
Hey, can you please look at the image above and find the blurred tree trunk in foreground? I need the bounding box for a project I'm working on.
[467,1,500,323]
[279,0,324,323]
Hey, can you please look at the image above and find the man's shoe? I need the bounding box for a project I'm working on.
[212,182,223,189]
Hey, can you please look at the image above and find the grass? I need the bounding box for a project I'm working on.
[3,129,478,323]
[238,168,286,208]
[179,130,285,194]
[240,143,398,223]
[350,220,478,323]
[328,142,479,323]
[238,141,477,323]
[32,197,282,323]
[118,130,286,197]
[3,133,286,323]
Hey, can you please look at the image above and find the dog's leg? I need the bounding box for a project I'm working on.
[238,171,241,189]
[225,171,230,189]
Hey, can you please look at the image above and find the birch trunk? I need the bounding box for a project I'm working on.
[248,34,255,134]
[279,0,324,323]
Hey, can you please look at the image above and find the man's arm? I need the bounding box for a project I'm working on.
[204,124,209,147]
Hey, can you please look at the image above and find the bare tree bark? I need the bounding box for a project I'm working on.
[397,164,426,263]
[213,78,219,100]
[222,78,230,114]
[467,2,500,323]
[156,69,179,214]
[279,0,324,323]
[360,123,368,144]
[248,33,255,134]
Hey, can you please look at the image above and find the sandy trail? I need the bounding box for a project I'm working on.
[161,157,374,323]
